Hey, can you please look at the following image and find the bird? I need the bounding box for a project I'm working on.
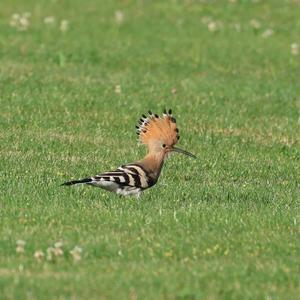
[61,109,196,197]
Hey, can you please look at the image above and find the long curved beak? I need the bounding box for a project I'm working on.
[171,146,196,159]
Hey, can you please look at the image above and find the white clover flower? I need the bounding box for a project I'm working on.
[291,43,299,55]
[70,246,82,261]
[19,17,29,27]
[207,21,218,32]
[44,16,55,25]
[60,20,69,32]
[115,10,124,24]
[34,250,45,262]
[46,247,55,261]
[54,247,63,256]
[9,12,30,31]
[54,241,63,248]
[250,19,261,29]
[16,246,25,253]
[16,240,26,253]
[115,85,121,94]
[261,29,274,38]
[51,241,64,256]
[12,13,20,20]
[16,240,26,247]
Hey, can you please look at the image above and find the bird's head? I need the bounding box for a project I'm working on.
[136,109,196,160]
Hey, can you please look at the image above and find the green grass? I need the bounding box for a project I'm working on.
[1,0,300,299]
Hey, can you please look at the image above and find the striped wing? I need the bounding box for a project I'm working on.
[62,163,156,197]
[91,164,152,190]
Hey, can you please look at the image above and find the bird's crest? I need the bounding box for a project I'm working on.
[136,109,179,147]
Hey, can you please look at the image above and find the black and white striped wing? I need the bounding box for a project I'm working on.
[89,164,153,196]
[62,163,155,197]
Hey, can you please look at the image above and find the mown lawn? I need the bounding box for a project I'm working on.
[0,0,300,299]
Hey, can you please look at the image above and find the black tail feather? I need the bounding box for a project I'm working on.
[61,177,92,186]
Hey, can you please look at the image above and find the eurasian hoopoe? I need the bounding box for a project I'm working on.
[62,109,196,197]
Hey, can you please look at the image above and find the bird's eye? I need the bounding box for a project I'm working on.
[162,144,166,148]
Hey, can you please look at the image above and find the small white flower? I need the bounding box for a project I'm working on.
[291,43,299,56]
[34,250,45,262]
[44,16,55,25]
[19,17,29,27]
[51,241,64,256]
[250,19,261,29]
[54,241,63,248]
[115,85,121,94]
[16,240,26,254]
[70,246,82,261]
[115,10,124,24]
[16,240,26,247]
[60,20,69,32]
[54,247,63,256]
[16,247,25,253]
[46,247,55,261]
[261,29,274,38]
[12,13,20,20]
[9,12,30,31]
[207,21,218,32]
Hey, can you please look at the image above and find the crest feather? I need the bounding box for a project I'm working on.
[136,109,180,146]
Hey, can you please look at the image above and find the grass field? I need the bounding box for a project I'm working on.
[1,0,300,299]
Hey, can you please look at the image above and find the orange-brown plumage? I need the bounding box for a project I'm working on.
[136,109,179,153]
[62,109,195,197]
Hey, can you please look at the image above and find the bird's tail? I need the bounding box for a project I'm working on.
[61,177,92,186]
